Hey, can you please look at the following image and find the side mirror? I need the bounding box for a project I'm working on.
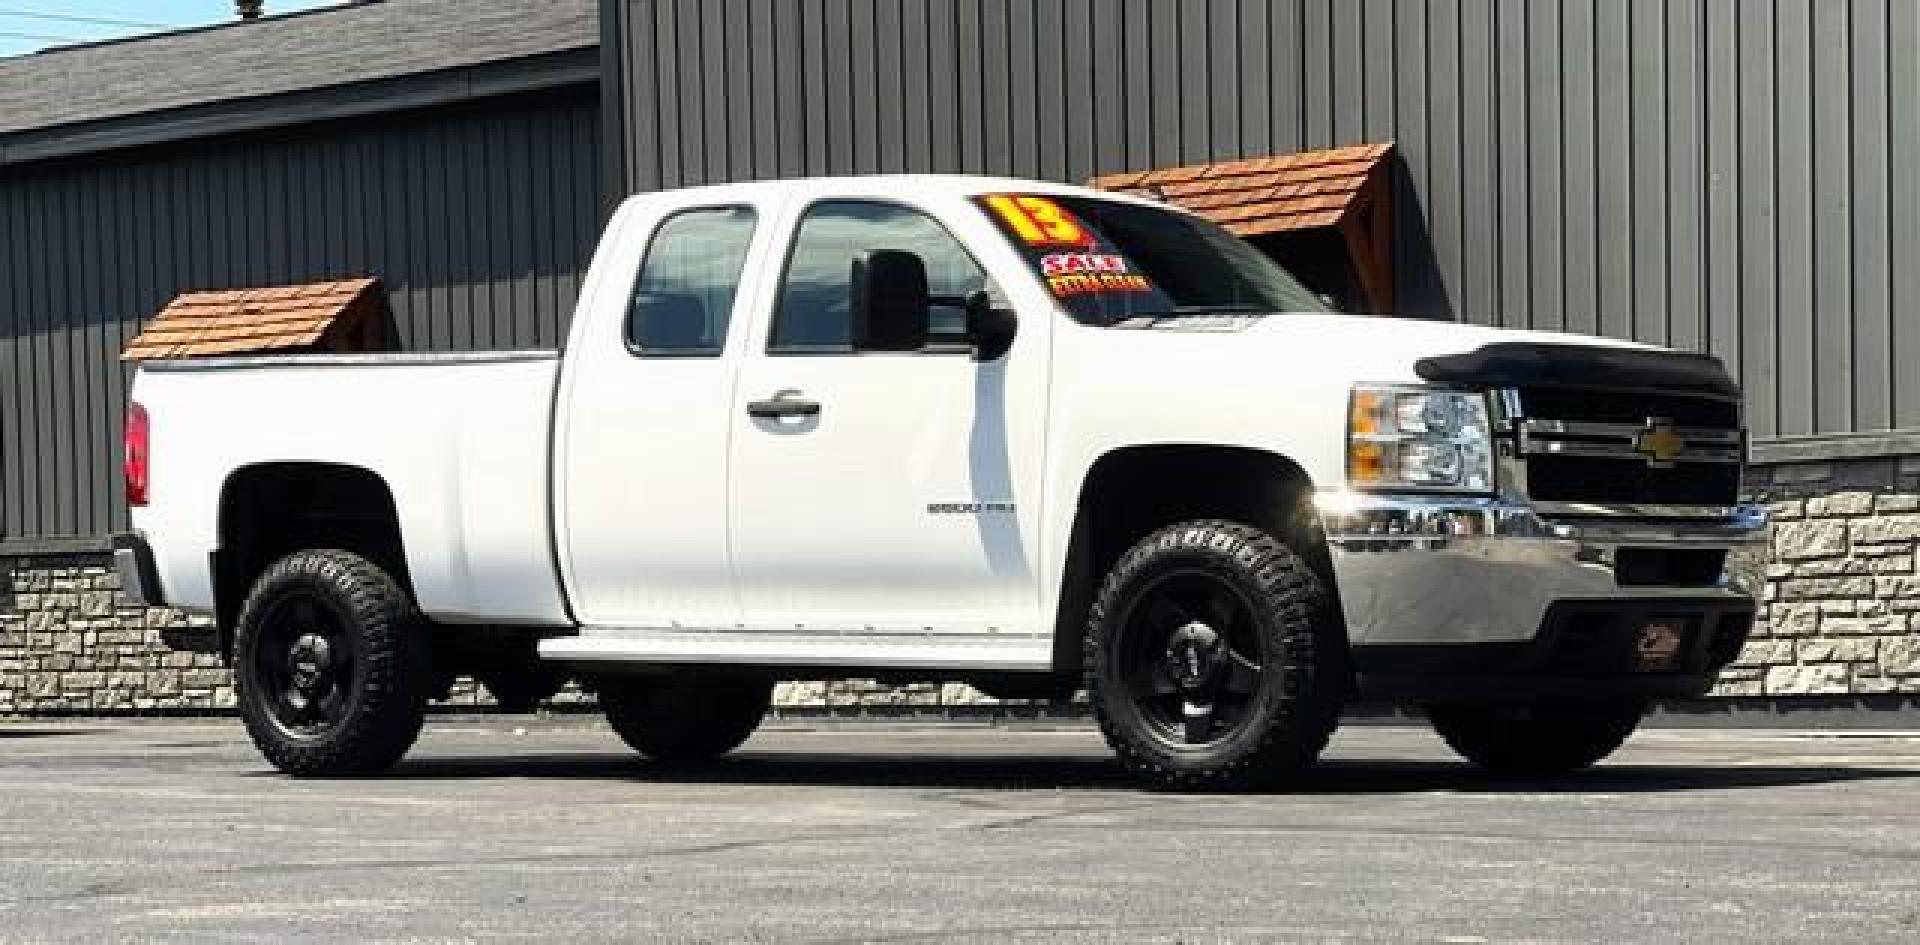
[850,249,930,352]
[964,290,1017,362]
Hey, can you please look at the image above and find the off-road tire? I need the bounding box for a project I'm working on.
[1428,701,1647,776]
[1086,520,1346,791]
[233,550,429,776]
[600,677,774,762]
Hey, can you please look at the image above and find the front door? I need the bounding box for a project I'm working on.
[727,197,1051,635]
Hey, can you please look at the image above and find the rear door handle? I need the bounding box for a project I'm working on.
[746,390,821,419]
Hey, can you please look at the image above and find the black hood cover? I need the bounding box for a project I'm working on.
[1414,342,1739,400]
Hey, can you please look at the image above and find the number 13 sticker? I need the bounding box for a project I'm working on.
[984,195,1093,248]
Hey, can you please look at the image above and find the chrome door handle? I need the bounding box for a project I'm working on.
[746,391,820,419]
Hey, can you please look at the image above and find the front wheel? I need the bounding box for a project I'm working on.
[1086,520,1347,791]
[599,677,773,762]
[1428,701,1646,776]
[233,550,429,776]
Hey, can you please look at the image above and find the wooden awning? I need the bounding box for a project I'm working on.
[121,277,386,360]
[1089,143,1396,312]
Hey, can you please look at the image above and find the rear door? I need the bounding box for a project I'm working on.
[557,197,777,627]
[725,194,1053,636]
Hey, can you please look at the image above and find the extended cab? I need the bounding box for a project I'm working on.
[120,175,1768,788]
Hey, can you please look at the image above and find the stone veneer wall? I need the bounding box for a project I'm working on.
[0,555,227,713]
[0,554,1022,715]
[1718,455,1920,697]
[5,455,1919,715]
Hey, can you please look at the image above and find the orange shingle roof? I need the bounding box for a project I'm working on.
[121,278,384,360]
[1088,142,1393,237]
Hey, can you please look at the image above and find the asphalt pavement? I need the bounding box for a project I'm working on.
[1,717,1917,943]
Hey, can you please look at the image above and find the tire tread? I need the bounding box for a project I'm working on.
[1085,519,1344,791]
[234,549,427,777]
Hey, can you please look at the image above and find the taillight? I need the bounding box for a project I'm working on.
[125,402,150,508]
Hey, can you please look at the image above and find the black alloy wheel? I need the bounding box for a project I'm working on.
[1086,520,1345,790]
[234,550,428,776]
[251,590,360,739]
[1113,570,1267,748]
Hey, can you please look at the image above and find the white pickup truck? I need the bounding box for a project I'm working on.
[119,175,1768,788]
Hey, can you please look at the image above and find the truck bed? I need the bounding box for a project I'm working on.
[132,349,572,626]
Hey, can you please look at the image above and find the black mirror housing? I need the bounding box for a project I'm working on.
[850,249,931,352]
[964,290,1017,362]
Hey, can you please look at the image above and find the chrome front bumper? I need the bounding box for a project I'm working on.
[1316,492,1769,646]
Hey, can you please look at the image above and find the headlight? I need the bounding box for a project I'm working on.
[1348,386,1495,492]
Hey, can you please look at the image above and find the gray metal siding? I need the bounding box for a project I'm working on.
[607,0,1920,440]
[0,86,600,541]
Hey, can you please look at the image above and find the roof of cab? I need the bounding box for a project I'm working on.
[617,174,1179,214]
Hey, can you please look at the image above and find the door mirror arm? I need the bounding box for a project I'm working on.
[962,290,1017,362]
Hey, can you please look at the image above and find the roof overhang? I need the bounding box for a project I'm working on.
[0,47,597,170]
[122,278,387,361]
[1090,143,1398,312]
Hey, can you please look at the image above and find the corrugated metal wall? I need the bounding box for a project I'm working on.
[605,0,1920,440]
[0,86,601,541]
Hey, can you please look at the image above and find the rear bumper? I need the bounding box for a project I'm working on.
[112,531,164,607]
[116,533,224,656]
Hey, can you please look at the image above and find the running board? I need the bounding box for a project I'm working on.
[538,628,1054,672]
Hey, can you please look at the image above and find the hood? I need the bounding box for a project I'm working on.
[1248,312,1654,374]
[1250,312,1734,394]
[1244,314,1737,398]
[1120,312,1645,388]
[1086,311,1732,401]
[1056,311,1732,490]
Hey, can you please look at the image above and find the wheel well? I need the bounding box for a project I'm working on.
[214,462,412,659]
[1052,445,1341,674]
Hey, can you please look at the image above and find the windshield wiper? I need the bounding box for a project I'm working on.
[1113,304,1271,328]
[1164,304,1270,315]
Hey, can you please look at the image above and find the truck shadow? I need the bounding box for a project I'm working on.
[378,753,1920,795]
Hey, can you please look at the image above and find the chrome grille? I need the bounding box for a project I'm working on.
[1512,389,1745,508]
[1516,386,1740,429]
[1520,419,1743,465]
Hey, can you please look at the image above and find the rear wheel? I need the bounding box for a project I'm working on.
[599,677,773,762]
[1428,701,1646,776]
[1086,520,1346,791]
[233,550,428,776]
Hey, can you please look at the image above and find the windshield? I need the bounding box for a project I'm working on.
[974,193,1333,325]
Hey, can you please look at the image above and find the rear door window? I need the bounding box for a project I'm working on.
[626,205,759,356]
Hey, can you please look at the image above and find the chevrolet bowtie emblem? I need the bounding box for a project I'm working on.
[1633,419,1685,467]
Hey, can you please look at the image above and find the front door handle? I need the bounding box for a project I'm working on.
[746,390,821,419]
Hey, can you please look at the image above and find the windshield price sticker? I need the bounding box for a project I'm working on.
[983,194,1095,248]
[1039,252,1152,297]
[975,192,1179,313]
[1039,252,1129,275]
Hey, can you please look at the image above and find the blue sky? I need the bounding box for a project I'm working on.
[1,1,335,57]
